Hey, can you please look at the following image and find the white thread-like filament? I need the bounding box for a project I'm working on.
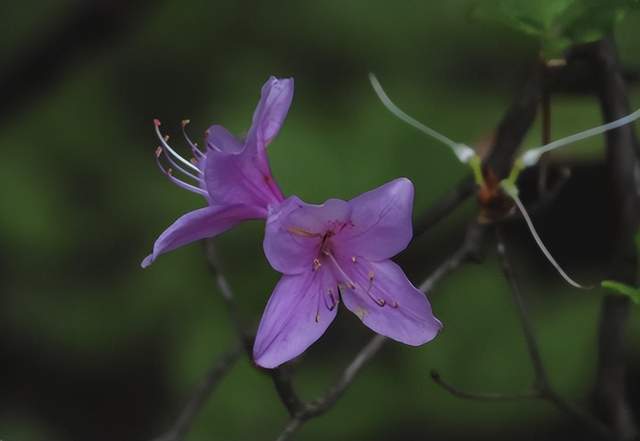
[368,73,475,163]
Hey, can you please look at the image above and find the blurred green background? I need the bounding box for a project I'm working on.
[2,1,640,440]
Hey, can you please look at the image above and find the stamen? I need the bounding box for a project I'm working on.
[323,288,338,311]
[160,145,203,183]
[313,258,322,271]
[351,256,357,263]
[181,119,206,158]
[324,251,357,289]
[154,151,208,196]
[287,226,321,238]
[368,73,476,163]
[154,120,203,174]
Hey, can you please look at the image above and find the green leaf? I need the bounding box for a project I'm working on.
[601,280,640,303]
[471,0,639,55]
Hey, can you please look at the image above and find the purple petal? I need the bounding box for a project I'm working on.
[141,204,264,268]
[206,125,243,154]
[264,197,351,275]
[202,77,292,208]
[253,268,338,368]
[336,178,414,261]
[340,257,441,345]
[248,76,294,149]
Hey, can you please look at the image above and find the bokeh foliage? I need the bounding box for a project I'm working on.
[1,1,640,440]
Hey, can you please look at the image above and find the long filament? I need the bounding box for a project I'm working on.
[510,191,588,289]
[522,108,640,166]
[368,73,475,163]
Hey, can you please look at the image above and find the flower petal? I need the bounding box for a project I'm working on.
[206,125,243,154]
[202,77,292,208]
[248,76,294,149]
[253,268,338,368]
[203,147,283,208]
[141,204,264,268]
[340,258,441,345]
[336,178,414,261]
[264,196,351,275]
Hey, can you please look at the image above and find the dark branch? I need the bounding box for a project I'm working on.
[275,335,387,441]
[418,221,486,293]
[572,38,639,440]
[413,176,475,238]
[151,346,242,441]
[204,239,305,418]
[431,370,539,401]
[204,239,253,354]
[496,228,613,440]
[484,64,543,179]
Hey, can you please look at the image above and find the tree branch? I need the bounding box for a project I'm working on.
[418,221,486,293]
[496,228,613,440]
[413,176,475,238]
[431,370,539,401]
[274,335,387,441]
[572,38,640,440]
[151,346,242,441]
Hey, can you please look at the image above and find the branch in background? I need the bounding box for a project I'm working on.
[413,176,475,238]
[204,239,305,417]
[496,228,613,440]
[275,335,387,441]
[431,370,539,401]
[203,239,253,353]
[418,221,486,293]
[151,346,242,441]
[484,64,543,179]
[430,229,613,440]
[572,38,640,440]
[0,0,153,126]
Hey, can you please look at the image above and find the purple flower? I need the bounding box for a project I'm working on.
[253,178,442,368]
[141,76,294,268]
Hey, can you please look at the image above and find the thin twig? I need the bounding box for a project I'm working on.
[413,176,475,238]
[431,370,539,401]
[274,335,387,441]
[151,346,242,441]
[419,221,485,293]
[203,239,305,416]
[496,228,613,440]
[203,239,253,353]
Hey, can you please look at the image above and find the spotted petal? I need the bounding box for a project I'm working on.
[340,257,441,345]
[141,204,264,268]
[253,267,338,368]
[264,197,351,275]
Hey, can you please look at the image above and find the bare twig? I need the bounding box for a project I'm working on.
[496,228,613,440]
[419,221,486,293]
[431,370,539,401]
[428,228,615,440]
[575,38,640,440]
[203,239,305,417]
[413,176,475,238]
[203,239,253,353]
[151,346,242,441]
[484,64,543,179]
[274,335,387,441]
